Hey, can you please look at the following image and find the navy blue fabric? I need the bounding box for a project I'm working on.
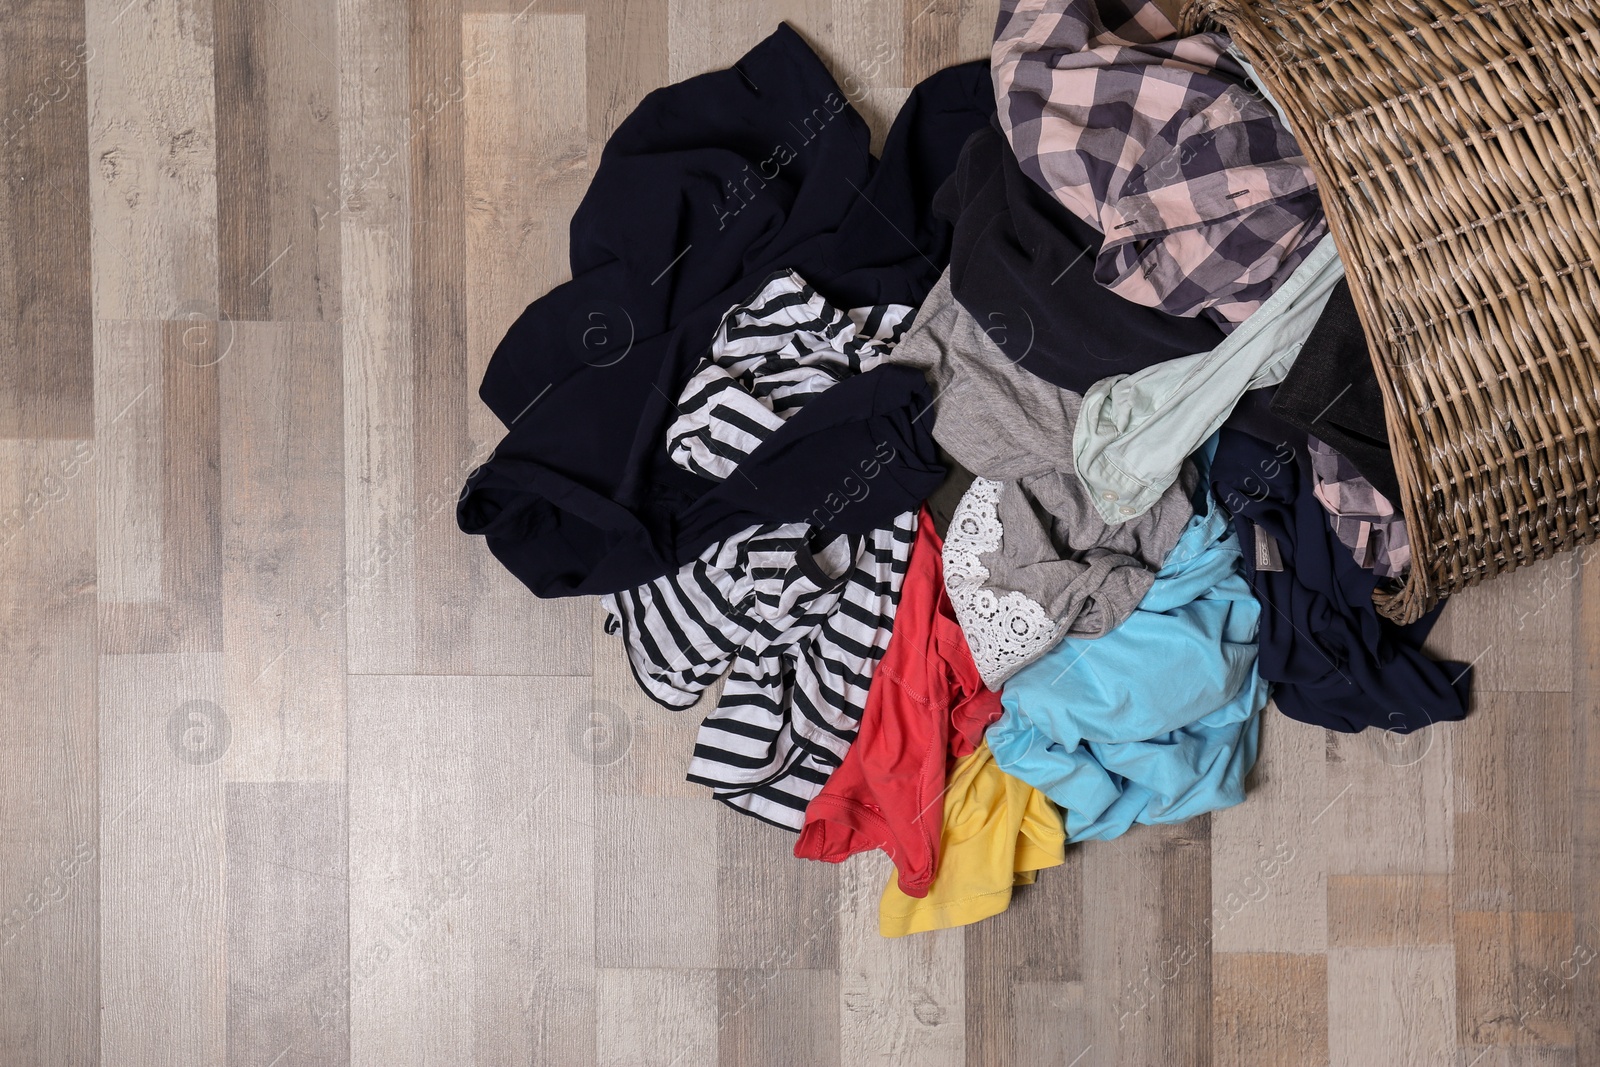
[1210,430,1472,734]
[934,122,1226,394]
[459,25,992,597]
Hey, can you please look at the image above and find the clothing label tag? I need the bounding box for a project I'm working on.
[1254,524,1284,572]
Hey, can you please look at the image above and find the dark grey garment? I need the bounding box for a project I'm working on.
[1269,278,1401,503]
[889,272,1197,688]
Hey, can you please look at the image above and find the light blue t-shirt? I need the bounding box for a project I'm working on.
[987,484,1268,842]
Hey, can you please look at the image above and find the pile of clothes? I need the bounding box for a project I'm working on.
[459,0,1474,938]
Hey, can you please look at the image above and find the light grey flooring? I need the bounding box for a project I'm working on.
[1,0,1596,1063]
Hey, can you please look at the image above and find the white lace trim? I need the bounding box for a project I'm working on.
[942,478,1059,688]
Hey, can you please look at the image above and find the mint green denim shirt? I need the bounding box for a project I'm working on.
[1074,235,1345,525]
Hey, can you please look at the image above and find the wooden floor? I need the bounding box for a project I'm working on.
[1,0,1596,1063]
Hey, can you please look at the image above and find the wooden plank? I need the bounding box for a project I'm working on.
[85,0,219,321]
[1327,874,1452,947]
[595,968,718,1067]
[220,321,345,781]
[1453,911,1575,1049]
[0,440,99,1067]
[902,0,993,85]
[594,794,721,969]
[826,0,902,93]
[262,0,338,322]
[1571,556,1600,1067]
[838,851,965,1067]
[1455,1049,1577,1066]
[339,211,418,674]
[1452,693,1572,913]
[1322,712,1454,878]
[1155,819,1215,1065]
[1210,708,1328,954]
[668,0,834,83]
[347,674,594,1065]
[94,318,162,602]
[339,0,418,674]
[1078,822,1212,1065]
[460,11,592,676]
[1312,710,1459,1066]
[717,802,840,970]
[466,675,596,1067]
[99,319,223,654]
[213,0,341,322]
[99,652,228,1067]
[405,0,472,676]
[346,674,473,1066]
[157,317,222,646]
[1315,694,1459,1067]
[210,0,268,321]
[964,845,1081,1065]
[1006,981,1091,1067]
[1212,953,1328,1067]
[1425,556,1575,693]
[462,0,584,10]
[0,2,94,437]
[1326,946,1456,1067]
[720,968,841,1067]
[225,781,350,1067]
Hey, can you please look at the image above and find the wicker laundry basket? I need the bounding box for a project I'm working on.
[1180,0,1600,623]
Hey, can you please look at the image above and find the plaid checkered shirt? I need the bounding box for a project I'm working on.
[1309,436,1410,579]
[993,0,1329,330]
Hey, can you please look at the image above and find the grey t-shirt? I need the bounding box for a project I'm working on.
[888,272,1197,688]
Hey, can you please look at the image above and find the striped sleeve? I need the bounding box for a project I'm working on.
[666,269,915,482]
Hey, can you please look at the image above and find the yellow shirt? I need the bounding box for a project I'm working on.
[879,740,1066,937]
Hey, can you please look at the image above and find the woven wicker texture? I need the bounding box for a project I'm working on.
[1181,0,1600,623]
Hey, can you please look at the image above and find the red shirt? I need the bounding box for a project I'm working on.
[794,507,1003,897]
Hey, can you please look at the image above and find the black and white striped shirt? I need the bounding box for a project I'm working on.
[601,513,917,829]
[666,270,914,481]
[602,269,920,828]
